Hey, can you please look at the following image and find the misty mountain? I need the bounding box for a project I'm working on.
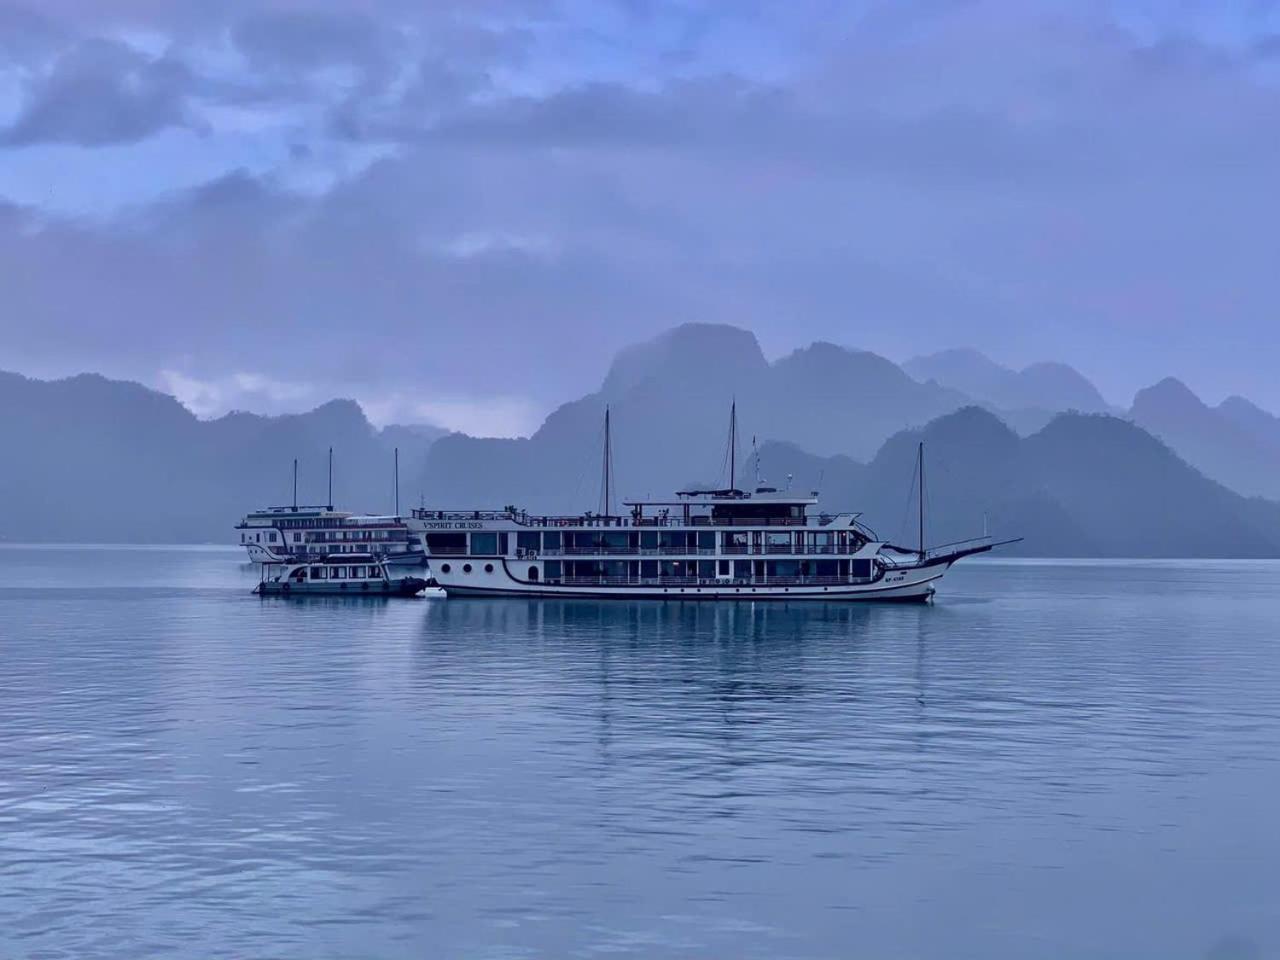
[6,323,1280,557]
[1128,378,1280,501]
[0,371,441,543]
[904,348,1113,434]
[760,406,1280,558]
[421,323,971,510]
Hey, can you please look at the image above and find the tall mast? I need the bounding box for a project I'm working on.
[730,399,737,491]
[918,441,925,556]
[601,406,612,517]
[327,447,333,511]
[292,458,298,511]
[394,447,400,516]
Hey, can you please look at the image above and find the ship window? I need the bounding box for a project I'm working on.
[241,534,245,543]
[470,532,498,555]
[542,531,562,551]
[440,563,451,574]
[334,567,347,579]
[641,560,658,578]
[696,532,715,551]
[517,532,540,552]
[425,533,465,554]
[463,563,473,574]
[293,534,301,543]
[544,561,561,579]
[497,532,509,555]
[309,567,325,579]
[484,563,494,574]
[718,560,730,576]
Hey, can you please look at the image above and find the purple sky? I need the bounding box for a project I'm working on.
[1,0,1278,434]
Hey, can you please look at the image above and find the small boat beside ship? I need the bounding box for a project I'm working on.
[254,553,435,597]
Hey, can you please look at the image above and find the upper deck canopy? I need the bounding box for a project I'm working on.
[626,487,819,508]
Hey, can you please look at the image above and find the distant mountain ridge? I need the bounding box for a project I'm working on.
[758,407,1280,558]
[420,324,972,511]
[0,370,444,543]
[1128,377,1280,501]
[905,347,1112,413]
[4,323,1280,555]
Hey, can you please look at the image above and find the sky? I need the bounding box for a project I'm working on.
[1,0,1278,435]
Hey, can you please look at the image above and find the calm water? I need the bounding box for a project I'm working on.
[1,547,1278,960]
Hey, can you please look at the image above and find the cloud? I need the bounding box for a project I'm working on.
[2,0,1280,420]
[159,369,318,417]
[1,37,203,146]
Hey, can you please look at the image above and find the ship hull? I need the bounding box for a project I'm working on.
[255,577,430,597]
[433,558,949,602]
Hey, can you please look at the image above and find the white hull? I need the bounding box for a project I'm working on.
[244,542,286,563]
[432,557,951,602]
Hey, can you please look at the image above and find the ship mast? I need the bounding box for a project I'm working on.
[327,447,333,511]
[729,399,738,492]
[394,447,400,516]
[601,406,613,517]
[918,441,926,557]
[292,458,298,512]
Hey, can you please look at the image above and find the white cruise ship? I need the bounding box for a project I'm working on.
[235,449,427,568]
[235,506,427,567]
[410,407,1016,601]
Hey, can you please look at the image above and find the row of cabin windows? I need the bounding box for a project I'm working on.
[276,519,399,530]
[242,532,402,548]
[298,566,380,580]
[425,529,853,555]
[540,559,871,580]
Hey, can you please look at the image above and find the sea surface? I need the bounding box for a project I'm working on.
[1,546,1278,960]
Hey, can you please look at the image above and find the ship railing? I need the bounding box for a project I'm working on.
[518,545,863,558]
[412,507,824,529]
[551,574,879,587]
[721,544,860,556]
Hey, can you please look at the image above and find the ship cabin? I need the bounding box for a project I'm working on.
[411,487,887,589]
[236,506,419,557]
